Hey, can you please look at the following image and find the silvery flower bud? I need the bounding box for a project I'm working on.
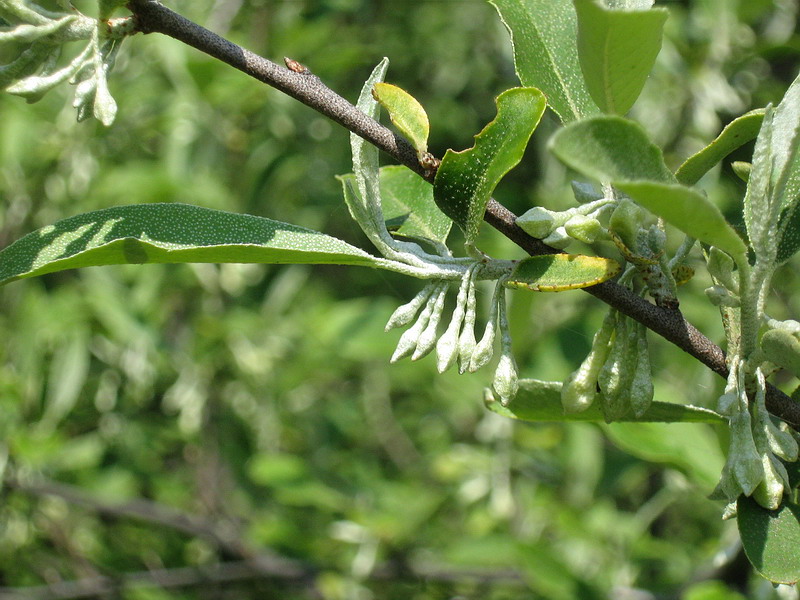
[516,207,558,239]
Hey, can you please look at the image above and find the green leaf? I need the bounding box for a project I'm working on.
[616,181,748,260]
[505,254,620,291]
[761,328,800,377]
[433,87,546,244]
[574,0,667,115]
[339,166,452,246]
[372,82,429,156]
[604,421,725,489]
[738,495,800,584]
[675,109,765,185]
[0,203,394,286]
[549,115,675,183]
[777,203,800,264]
[489,0,600,123]
[550,116,748,260]
[485,379,725,423]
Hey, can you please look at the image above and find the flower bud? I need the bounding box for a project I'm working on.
[564,214,604,243]
[516,207,557,239]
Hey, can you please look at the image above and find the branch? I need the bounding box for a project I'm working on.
[125,1,800,428]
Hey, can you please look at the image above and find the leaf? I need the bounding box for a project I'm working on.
[0,203,395,287]
[574,0,668,115]
[549,115,675,183]
[745,73,800,264]
[339,166,452,246]
[738,495,800,584]
[761,328,800,377]
[433,87,546,244]
[505,254,620,291]
[604,421,726,489]
[616,181,748,261]
[550,116,748,260]
[777,203,800,264]
[372,82,429,156]
[485,379,726,423]
[489,0,600,123]
[675,109,766,185]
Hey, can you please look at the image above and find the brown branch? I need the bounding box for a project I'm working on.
[124,1,800,428]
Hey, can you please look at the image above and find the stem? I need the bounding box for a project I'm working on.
[125,0,800,428]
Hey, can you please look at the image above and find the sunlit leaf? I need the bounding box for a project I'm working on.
[616,181,748,261]
[506,254,620,291]
[675,109,765,185]
[489,0,600,123]
[549,115,674,182]
[372,82,429,156]
[0,203,395,286]
[433,87,546,244]
[738,495,800,584]
[574,0,667,115]
[551,116,748,260]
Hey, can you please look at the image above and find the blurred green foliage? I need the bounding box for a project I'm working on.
[1,0,799,598]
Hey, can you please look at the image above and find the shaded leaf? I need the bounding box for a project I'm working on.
[490,0,600,123]
[340,166,452,246]
[486,379,725,423]
[0,203,394,286]
[574,0,667,115]
[738,495,800,584]
[373,82,429,156]
[676,109,765,185]
[506,254,620,291]
[433,87,546,244]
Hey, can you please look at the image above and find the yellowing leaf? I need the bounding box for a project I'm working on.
[373,82,430,156]
[505,254,620,291]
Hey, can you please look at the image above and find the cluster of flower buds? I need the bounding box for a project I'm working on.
[0,1,134,125]
[385,266,520,405]
[714,361,799,510]
[560,308,653,420]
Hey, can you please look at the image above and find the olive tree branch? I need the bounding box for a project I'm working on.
[125,0,800,428]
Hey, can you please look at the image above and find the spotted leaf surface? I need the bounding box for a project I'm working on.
[372,82,429,156]
[433,87,546,244]
[0,203,392,286]
[506,254,620,291]
[490,0,600,123]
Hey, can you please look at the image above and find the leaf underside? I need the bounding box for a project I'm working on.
[575,0,667,116]
[0,203,388,286]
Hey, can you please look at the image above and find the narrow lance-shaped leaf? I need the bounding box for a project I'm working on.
[505,254,620,292]
[490,0,600,123]
[372,82,429,157]
[675,109,765,185]
[574,0,667,115]
[0,203,398,287]
[433,87,546,244]
[550,116,748,261]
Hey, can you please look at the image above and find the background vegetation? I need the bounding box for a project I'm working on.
[1,0,799,598]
